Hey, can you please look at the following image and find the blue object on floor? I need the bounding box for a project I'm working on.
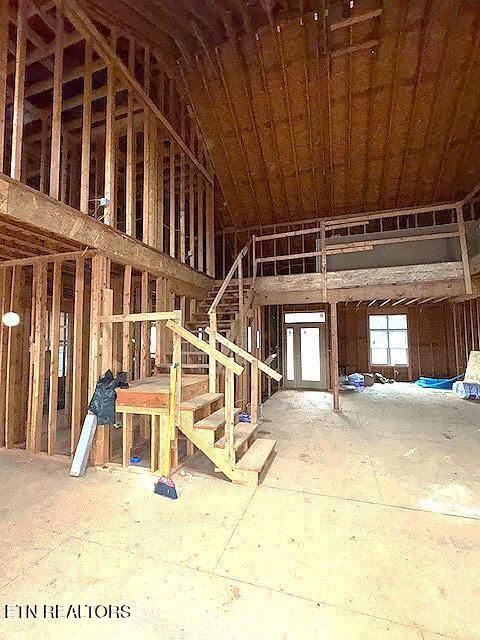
[239,412,251,423]
[130,456,141,464]
[415,375,463,390]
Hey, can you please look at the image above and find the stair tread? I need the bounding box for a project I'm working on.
[195,407,241,431]
[181,392,223,412]
[236,438,276,473]
[215,421,257,450]
[156,363,208,369]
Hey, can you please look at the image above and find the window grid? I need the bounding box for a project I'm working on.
[369,314,408,367]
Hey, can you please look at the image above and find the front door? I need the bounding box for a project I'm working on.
[284,312,327,390]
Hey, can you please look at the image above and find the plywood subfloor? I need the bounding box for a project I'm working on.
[1,384,479,639]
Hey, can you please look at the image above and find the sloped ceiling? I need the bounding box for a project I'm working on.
[84,0,480,229]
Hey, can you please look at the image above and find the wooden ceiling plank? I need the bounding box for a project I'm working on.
[223,14,278,224]
[214,45,263,227]
[189,54,246,226]
[412,1,462,205]
[317,5,334,211]
[253,31,291,222]
[274,23,306,219]
[301,16,320,218]
[378,0,409,210]
[431,12,480,202]
[394,0,434,207]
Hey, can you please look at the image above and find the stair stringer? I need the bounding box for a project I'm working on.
[179,414,257,485]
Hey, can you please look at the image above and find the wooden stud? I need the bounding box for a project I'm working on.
[27,264,48,453]
[104,31,117,226]
[71,256,84,453]
[80,37,92,213]
[122,265,132,377]
[330,302,340,412]
[169,141,176,258]
[11,0,27,180]
[49,2,64,199]
[47,261,62,455]
[0,2,9,172]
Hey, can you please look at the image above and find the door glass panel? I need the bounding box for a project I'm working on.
[286,328,294,381]
[300,327,321,381]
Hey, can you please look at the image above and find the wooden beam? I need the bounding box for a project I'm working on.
[0,0,9,172]
[330,9,382,31]
[104,31,117,226]
[71,256,84,453]
[47,260,61,455]
[122,265,132,376]
[330,39,379,59]
[27,263,47,453]
[63,0,213,185]
[99,311,181,324]
[49,3,64,200]
[80,37,92,213]
[330,302,340,411]
[11,0,27,180]
[2,176,213,294]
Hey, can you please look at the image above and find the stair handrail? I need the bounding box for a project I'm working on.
[205,327,282,424]
[207,238,253,396]
[165,320,244,376]
[208,239,252,316]
[165,319,242,469]
[204,327,282,381]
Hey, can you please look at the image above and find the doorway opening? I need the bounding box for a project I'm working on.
[283,311,327,390]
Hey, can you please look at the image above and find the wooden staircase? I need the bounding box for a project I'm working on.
[179,390,276,485]
[158,281,248,373]
[164,316,278,487]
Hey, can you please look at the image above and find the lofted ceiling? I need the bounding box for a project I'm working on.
[85,1,480,228]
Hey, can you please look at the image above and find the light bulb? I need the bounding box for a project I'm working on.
[2,312,20,327]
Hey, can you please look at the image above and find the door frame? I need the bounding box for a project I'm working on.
[283,320,327,390]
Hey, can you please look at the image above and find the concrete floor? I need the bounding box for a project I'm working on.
[1,384,479,639]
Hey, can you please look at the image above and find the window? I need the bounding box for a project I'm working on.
[369,314,408,366]
[284,312,325,324]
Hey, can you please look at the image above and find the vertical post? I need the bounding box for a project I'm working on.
[93,286,113,465]
[179,107,186,262]
[0,0,8,172]
[140,271,150,378]
[209,312,217,393]
[198,179,204,272]
[169,141,176,257]
[252,235,257,284]
[47,261,62,455]
[122,412,133,467]
[171,330,182,472]
[71,257,84,453]
[456,205,472,295]
[126,38,135,236]
[11,0,26,180]
[49,2,63,199]
[206,180,215,276]
[122,265,132,377]
[80,37,92,213]
[330,301,340,412]
[224,366,235,467]
[27,264,47,453]
[238,257,245,347]
[320,221,327,301]
[104,32,117,226]
[251,360,259,425]
[0,268,9,447]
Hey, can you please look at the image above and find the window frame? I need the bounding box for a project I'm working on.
[368,313,409,367]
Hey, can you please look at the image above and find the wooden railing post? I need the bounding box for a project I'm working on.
[209,311,217,393]
[224,365,235,467]
[251,360,259,425]
[330,301,340,412]
[456,204,473,295]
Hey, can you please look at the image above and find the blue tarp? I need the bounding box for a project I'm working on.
[415,375,463,390]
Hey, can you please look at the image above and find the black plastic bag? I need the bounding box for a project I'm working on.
[88,370,129,426]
